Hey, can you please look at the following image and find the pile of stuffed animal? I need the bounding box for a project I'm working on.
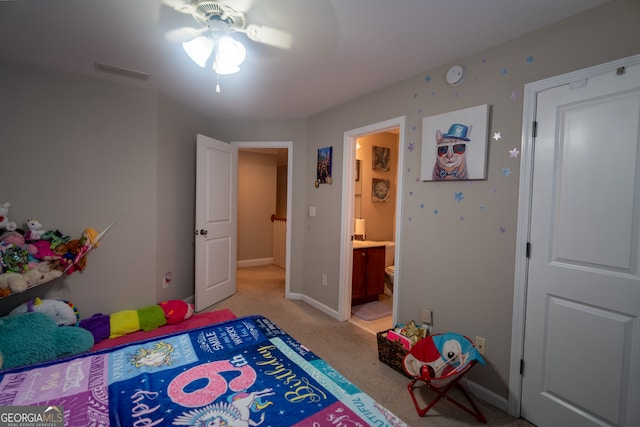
[0,297,195,370]
[0,202,98,298]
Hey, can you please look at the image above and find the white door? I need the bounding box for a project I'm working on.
[195,134,237,312]
[522,59,640,426]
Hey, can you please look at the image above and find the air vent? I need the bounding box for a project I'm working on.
[94,62,151,82]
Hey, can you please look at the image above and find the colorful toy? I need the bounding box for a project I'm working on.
[79,300,194,344]
[0,312,94,371]
[0,202,17,232]
[9,297,79,326]
[0,271,28,295]
[159,299,195,324]
[25,218,45,241]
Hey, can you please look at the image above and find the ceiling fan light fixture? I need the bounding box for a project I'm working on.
[182,36,214,67]
[213,36,246,75]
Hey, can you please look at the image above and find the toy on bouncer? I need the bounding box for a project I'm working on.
[0,312,94,371]
[79,299,195,344]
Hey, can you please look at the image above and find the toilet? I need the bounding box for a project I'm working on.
[383,242,395,292]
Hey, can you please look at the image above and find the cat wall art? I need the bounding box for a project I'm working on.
[420,105,489,181]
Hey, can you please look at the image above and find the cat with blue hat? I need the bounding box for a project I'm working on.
[442,123,471,141]
[432,123,471,180]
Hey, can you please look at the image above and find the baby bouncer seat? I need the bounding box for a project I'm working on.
[402,332,487,423]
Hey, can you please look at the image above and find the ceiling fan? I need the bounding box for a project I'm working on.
[164,0,292,90]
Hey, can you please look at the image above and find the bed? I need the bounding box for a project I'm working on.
[0,312,407,426]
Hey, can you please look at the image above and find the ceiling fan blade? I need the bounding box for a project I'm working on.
[245,24,292,50]
[162,0,194,14]
[165,26,206,43]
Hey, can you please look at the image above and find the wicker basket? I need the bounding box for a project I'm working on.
[376,330,412,378]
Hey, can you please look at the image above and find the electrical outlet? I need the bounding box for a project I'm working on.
[475,336,486,355]
[420,308,433,325]
[322,274,327,286]
[162,272,172,289]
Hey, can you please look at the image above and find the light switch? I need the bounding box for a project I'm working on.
[309,206,317,217]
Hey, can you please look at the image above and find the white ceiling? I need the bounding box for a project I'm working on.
[0,0,609,120]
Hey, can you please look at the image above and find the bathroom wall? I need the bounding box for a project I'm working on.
[355,132,398,242]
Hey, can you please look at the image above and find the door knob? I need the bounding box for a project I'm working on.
[200,229,208,236]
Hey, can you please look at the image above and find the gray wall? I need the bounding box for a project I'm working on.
[0,0,638,404]
[300,0,640,399]
[0,62,213,317]
[0,61,158,316]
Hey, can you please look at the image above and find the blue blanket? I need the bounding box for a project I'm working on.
[0,315,407,426]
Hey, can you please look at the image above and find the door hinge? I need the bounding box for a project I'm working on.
[532,121,537,138]
[526,242,531,258]
[520,359,525,375]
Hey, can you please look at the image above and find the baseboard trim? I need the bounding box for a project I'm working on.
[466,379,509,413]
[289,293,340,319]
[237,258,273,268]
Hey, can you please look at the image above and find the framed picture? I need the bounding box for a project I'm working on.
[372,178,390,202]
[420,104,490,181]
[316,146,333,185]
[373,146,390,171]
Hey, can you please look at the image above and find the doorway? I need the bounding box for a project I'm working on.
[338,117,406,328]
[233,141,292,298]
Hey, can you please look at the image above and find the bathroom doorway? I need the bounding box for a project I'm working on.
[338,117,406,333]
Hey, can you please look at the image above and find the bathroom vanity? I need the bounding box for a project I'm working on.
[352,242,386,305]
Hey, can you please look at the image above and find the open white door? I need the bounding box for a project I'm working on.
[521,57,640,426]
[195,134,237,312]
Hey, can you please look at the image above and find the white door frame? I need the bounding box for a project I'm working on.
[508,53,640,417]
[338,117,406,322]
[232,141,293,298]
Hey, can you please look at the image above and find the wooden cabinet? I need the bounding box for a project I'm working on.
[352,245,385,305]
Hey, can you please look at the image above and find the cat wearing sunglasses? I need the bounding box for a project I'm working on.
[432,124,471,180]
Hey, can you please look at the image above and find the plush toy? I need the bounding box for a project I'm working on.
[0,202,17,232]
[0,231,39,271]
[80,300,195,344]
[30,240,60,261]
[0,312,94,371]
[159,299,195,324]
[25,218,45,241]
[0,263,63,298]
[9,297,79,326]
[0,271,28,295]
[54,226,98,274]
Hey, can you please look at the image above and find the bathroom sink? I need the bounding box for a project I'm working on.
[353,240,386,249]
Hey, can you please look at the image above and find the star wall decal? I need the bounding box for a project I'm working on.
[425,75,432,83]
[493,132,502,141]
[501,68,508,75]
[408,142,415,152]
[511,90,520,101]
[499,226,507,233]
[433,209,439,215]
[454,191,464,203]
[509,147,520,158]
[526,55,535,64]
[501,168,512,177]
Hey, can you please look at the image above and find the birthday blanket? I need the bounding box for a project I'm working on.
[0,315,407,426]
